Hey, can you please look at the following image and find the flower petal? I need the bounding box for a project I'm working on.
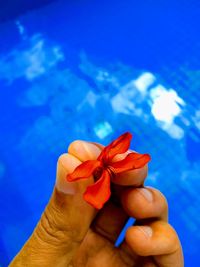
[98,132,132,162]
[83,170,111,209]
[109,152,151,173]
[67,160,101,182]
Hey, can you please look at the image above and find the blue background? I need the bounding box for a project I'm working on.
[0,0,200,266]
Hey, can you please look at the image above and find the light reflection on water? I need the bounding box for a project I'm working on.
[0,1,200,266]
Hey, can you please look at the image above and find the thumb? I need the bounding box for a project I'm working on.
[10,141,102,267]
[51,140,103,241]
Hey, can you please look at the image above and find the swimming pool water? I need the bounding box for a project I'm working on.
[0,1,200,266]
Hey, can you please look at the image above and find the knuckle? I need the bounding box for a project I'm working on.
[35,208,66,246]
[36,195,79,246]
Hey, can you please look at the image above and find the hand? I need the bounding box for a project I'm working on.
[10,140,184,267]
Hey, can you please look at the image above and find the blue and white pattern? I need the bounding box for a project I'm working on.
[0,1,200,266]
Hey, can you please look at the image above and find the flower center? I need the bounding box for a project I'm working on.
[93,167,104,181]
[93,164,116,181]
[106,166,116,179]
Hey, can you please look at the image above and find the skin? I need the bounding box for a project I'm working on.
[9,140,184,267]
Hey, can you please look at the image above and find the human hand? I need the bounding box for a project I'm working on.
[10,140,184,267]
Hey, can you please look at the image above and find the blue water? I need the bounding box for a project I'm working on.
[0,0,200,266]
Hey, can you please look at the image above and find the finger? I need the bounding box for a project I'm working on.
[125,221,184,267]
[52,153,97,239]
[68,140,102,161]
[121,186,168,221]
[91,201,128,242]
[69,141,148,186]
[93,186,168,246]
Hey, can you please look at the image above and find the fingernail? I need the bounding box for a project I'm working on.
[139,226,153,238]
[57,167,77,195]
[56,154,78,195]
[138,188,153,202]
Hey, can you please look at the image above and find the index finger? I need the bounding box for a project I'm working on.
[69,140,148,186]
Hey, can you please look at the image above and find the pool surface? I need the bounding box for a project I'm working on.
[0,0,200,266]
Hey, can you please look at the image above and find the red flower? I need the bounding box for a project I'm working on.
[66,132,151,209]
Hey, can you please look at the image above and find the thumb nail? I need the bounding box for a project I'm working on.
[56,154,80,195]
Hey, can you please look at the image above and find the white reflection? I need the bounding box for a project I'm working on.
[111,72,155,115]
[149,85,185,139]
[15,20,25,36]
[193,110,200,130]
[24,38,64,80]
[161,123,184,139]
[96,70,119,87]
[78,90,99,109]
[94,121,113,139]
[111,92,137,115]
[134,72,155,93]
[0,34,64,83]
[150,85,185,123]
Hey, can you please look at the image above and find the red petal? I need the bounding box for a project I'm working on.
[83,170,111,209]
[109,152,151,173]
[98,132,132,162]
[67,160,101,182]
